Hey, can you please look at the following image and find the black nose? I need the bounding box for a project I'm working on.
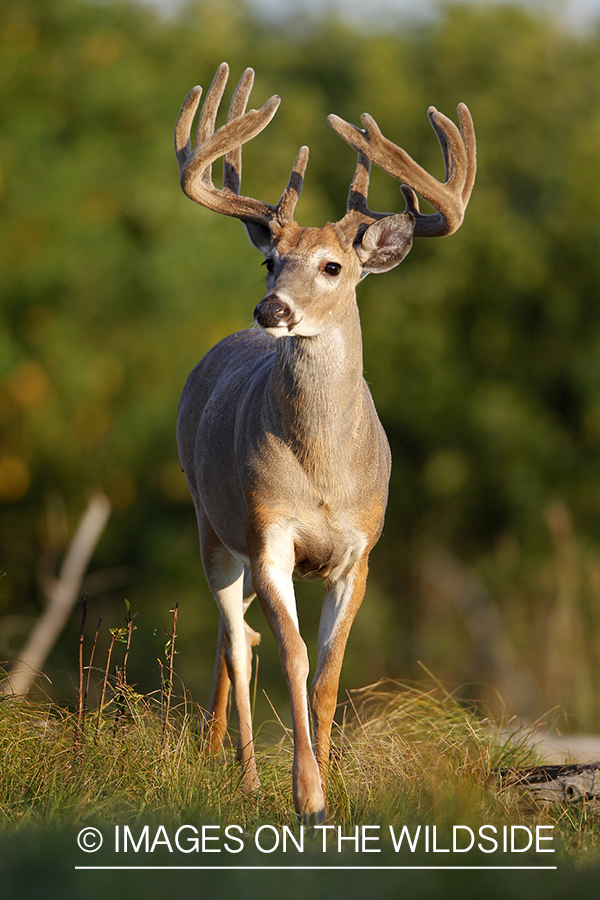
[254,295,292,329]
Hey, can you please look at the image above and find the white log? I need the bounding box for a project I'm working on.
[1,492,111,696]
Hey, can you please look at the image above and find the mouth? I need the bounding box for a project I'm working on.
[259,319,303,336]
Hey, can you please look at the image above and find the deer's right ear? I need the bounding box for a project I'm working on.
[244,221,274,256]
[355,213,415,275]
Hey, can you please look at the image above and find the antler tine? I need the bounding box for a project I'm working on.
[223,67,255,196]
[345,151,391,223]
[196,62,230,149]
[347,153,370,215]
[174,84,202,168]
[276,145,310,224]
[329,103,476,239]
[457,102,476,206]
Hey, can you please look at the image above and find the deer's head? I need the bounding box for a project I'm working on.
[175,64,476,339]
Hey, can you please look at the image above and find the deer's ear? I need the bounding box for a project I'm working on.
[355,213,414,274]
[244,221,274,255]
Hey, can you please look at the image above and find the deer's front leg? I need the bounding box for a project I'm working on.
[201,523,260,790]
[251,548,325,823]
[311,554,369,774]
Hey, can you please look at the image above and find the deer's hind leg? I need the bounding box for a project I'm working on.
[206,568,258,754]
[205,614,231,753]
[199,511,260,789]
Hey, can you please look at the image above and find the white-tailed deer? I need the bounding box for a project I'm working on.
[175,63,475,822]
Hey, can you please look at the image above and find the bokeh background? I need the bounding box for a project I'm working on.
[3,0,600,731]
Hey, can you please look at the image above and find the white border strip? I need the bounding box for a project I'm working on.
[76,865,558,871]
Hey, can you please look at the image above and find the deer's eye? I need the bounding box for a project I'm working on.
[324,262,341,277]
[262,259,275,274]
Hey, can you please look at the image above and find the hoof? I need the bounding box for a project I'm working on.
[293,763,326,826]
[240,774,261,794]
[299,806,326,827]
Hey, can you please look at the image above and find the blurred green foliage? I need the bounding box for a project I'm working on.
[2,0,600,724]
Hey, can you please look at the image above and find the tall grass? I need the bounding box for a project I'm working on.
[0,674,590,852]
[1,601,598,860]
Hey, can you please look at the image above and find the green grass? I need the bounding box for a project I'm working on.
[0,674,594,852]
[3,677,600,900]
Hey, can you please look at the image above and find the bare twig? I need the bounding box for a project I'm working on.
[84,618,102,713]
[75,594,88,743]
[96,628,119,739]
[120,601,137,686]
[111,602,138,734]
[162,604,178,747]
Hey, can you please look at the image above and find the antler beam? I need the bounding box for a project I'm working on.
[329,103,476,238]
[174,63,309,227]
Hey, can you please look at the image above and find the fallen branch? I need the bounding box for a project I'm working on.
[1,492,111,696]
[499,763,600,804]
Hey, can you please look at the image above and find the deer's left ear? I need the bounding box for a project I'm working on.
[355,213,415,275]
[244,221,275,255]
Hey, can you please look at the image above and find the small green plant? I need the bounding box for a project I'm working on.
[95,623,127,739]
[159,604,178,748]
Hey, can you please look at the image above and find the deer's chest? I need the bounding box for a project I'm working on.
[252,495,372,583]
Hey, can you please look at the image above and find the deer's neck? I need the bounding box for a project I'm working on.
[268,303,366,478]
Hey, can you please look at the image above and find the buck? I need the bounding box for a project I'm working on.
[174,63,476,822]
